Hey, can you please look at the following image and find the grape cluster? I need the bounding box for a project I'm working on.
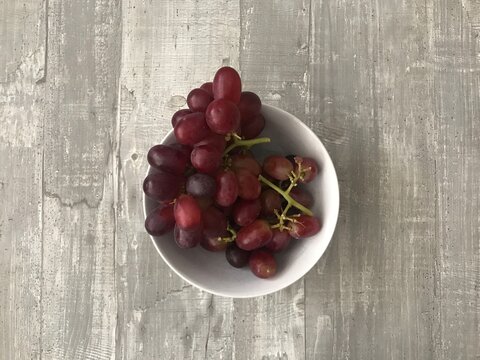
[143,67,321,279]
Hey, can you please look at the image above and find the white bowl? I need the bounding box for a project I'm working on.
[143,104,339,298]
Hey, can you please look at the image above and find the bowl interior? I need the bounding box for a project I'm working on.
[144,104,339,298]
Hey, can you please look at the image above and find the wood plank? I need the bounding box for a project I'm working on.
[0,1,46,359]
[115,1,239,358]
[40,0,121,358]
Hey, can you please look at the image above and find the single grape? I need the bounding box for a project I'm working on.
[171,109,192,127]
[264,229,291,252]
[195,133,226,152]
[174,194,202,230]
[187,88,213,112]
[236,219,273,251]
[205,99,241,135]
[294,156,319,183]
[174,112,211,145]
[144,205,175,236]
[249,250,277,278]
[241,113,265,140]
[174,225,202,248]
[202,206,228,238]
[147,144,189,175]
[289,215,321,239]
[201,236,229,252]
[213,66,242,103]
[186,173,216,198]
[232,199,261,227]
[191,145,222,174]
[196,196,213,210]
[231,153,261,176]
[289,187,314,208]
[236,168,261,200]
[263,155,294,181]
[215,170,239,207]
[238,91,261,120]
[143,171,183,202]
[200,82,213,96]
[260,189,282,216]
[170,143,193,160]
[226,243,251,268]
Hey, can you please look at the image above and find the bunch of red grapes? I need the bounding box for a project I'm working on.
[143,67,321,279]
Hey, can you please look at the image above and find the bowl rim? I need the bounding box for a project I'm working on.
[143,104,340,298]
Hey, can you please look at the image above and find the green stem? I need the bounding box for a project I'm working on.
[259,175,313,216]
[223,136,271,155]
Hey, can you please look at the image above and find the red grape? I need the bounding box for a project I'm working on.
[202,206,228,238]
[143,171,182,202]
[295,156,319,183]
[191,145,222,174]
[200,82,213,96]
[232,199,261,227]
[249,250,277,278]
[174,225,202,248]
[213,66,242,103]
[174,112,210,145]
[236,168,261,200]
[144,205,175,236]
[174,194,202,230]
[231,153,261,176]
[236,220,272,251]
[205,99,241,135]
[238,91,261,120]
[195,133,226,152]
[196,196,213,210]
[171,109,192,127]
[215,170,239,207]
[170,143,192,160]
[289,215,321,239]
[263,155,294,181]
[201,236,229,252]
[187,88,213,112]
[147,144,188,175]
[260,189,282,216]
[241,113,265,140]
[264,229,291,252]
[289,187,314,208]
[226,243,251,268]
[186,173,216,198]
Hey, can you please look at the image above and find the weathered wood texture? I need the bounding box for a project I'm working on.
[0,0,479,359]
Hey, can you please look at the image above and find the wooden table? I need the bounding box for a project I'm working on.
[1,0,479,359]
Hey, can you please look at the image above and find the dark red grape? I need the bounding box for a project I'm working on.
[249,250,277,278]
[191,145,222,174]
[170,143,192,160]
[232,199,261,227]
[186,173,216,197]
[144,205,175,236]
[231,153,261,176]
[238,91,261,120]
[195,133,226,152]
[187,88,213,112]
[215,170,238,207]
[226,243,251,268]
[205,99,241,135]
[201,236,229,252]
[174,225,202,248]
[236,220,273,251]
[236,168,261,200]
[143,172,182,202]
[264,229,291,252]
[147,144,188,175]
[171,109,192,127]
[260,189,282,216]
[241,113,265,139]
[202,206,228,238]
[200,82,213,96]
[174,194,202,230]
[295,156,319,183]
[289,187,314,208]
[174,112,211,145]
[289,215,321,239]
[196,196,213,210]
[263,155,294,181]
[213,66,242,103]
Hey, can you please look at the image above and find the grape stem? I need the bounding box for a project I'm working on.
[223,134,271,155]
[219,224,237,243]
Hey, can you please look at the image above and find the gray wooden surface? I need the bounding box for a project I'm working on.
[0,0,479,359]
